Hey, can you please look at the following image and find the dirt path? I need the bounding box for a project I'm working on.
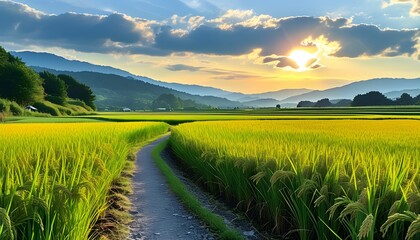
[129,136,214,240]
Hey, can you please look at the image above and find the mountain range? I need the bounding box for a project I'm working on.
[12,51,420,109]
[31,67,243,110]
[280,78,420,103]
[12,52,312,103]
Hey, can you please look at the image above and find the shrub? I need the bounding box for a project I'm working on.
[67,99,93,111]
[0,98,10,113]
[56,105,74,116]
[67,104,90,115]
[314,98,332,107]
[33,101,61,116]
[297,101,315,107]
[23,110,51,117]
[46,95,66,105]
[9,102,24,116]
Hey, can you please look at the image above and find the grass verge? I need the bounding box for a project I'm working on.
[92,130,171,240]
[152,139,244,240]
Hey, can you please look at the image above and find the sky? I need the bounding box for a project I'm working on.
[0,0,419,93]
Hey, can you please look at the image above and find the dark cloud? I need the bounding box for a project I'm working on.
[0,1,418,61]
[311,64,322,69]
[330,24,417,57]
[0,1,149,53]
[276,57,299,69]
[154,17,419,58]
[263,56,319,69]
[166,64,202,71]
[263,57,280,64]
[154,17,326,56]
[264,56,299,69]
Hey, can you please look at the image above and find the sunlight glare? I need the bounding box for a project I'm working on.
[289,50,315,70]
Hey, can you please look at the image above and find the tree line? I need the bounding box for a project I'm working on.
[151,93,208,111]
[298,91,420,107]
[0,46,95,115]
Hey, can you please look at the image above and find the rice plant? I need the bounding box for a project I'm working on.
[170,120,420,240]
[0,122,168,240]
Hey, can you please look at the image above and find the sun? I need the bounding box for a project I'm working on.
[289,50,315,71]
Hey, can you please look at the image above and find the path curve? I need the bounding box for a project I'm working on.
[129,135,213,240]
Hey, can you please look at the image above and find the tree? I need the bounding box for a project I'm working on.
[0,63,44,105]
[276,104,281,109]
[297,101,315,107]
[0,46,23,65]
[414,94,420,105]
[152,94,183,110]
[0,46,42,105]
[395,93,414,105]
[58,74,96,110]
[334,99,352,107]
[352,91,393,106]
[314,98,332,107]
[39,71,67,105]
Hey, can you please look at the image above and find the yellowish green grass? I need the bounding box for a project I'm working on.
[0,122,169,240]
[171,120,420,240]
[78,113,420,126]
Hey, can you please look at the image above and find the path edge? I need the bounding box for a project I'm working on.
[151,138,244,240]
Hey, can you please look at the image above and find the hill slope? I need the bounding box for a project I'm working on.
[384,89,420,99]
[14,51,419,106]
[242,98,281,108]
[31,67,243,110]
[12,51,313,102]
[250,89,312,101]
[12,51,253,100]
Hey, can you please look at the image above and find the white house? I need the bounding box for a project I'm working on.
[25,105,38,111]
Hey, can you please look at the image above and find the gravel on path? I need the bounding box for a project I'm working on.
[129,136,215,240]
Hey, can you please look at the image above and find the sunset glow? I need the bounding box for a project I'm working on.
[0,0,418,93]
[289,50,317,71]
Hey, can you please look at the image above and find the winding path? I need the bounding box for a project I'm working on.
[128,135,213,240]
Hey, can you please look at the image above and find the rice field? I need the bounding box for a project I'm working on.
[170,120,420,240]
[0,122,169,240]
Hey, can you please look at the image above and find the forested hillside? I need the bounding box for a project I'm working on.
[31,67,243,110]
[0,46,95,116]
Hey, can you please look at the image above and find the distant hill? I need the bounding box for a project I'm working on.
[281,78,420,103]
[11,51,256,100]
[250,89,312,101]
[31,67,242,110]
[11,51,313,103]
[12,51,134,77]
[14,51,420,107]
[242,98,281,108]
[384,89,420,99]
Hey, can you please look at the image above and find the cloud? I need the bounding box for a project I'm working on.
[154,16,419,60]
[311,64,322,69]
[275,57,299,69]
[0,0,419,64]
[166,63,258,80]
[208,9,280,29]
[166,64,202,71]
[383,0,420,16]
[263,56,319,70]
[0,1,157,53]
[212,73,256,80]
